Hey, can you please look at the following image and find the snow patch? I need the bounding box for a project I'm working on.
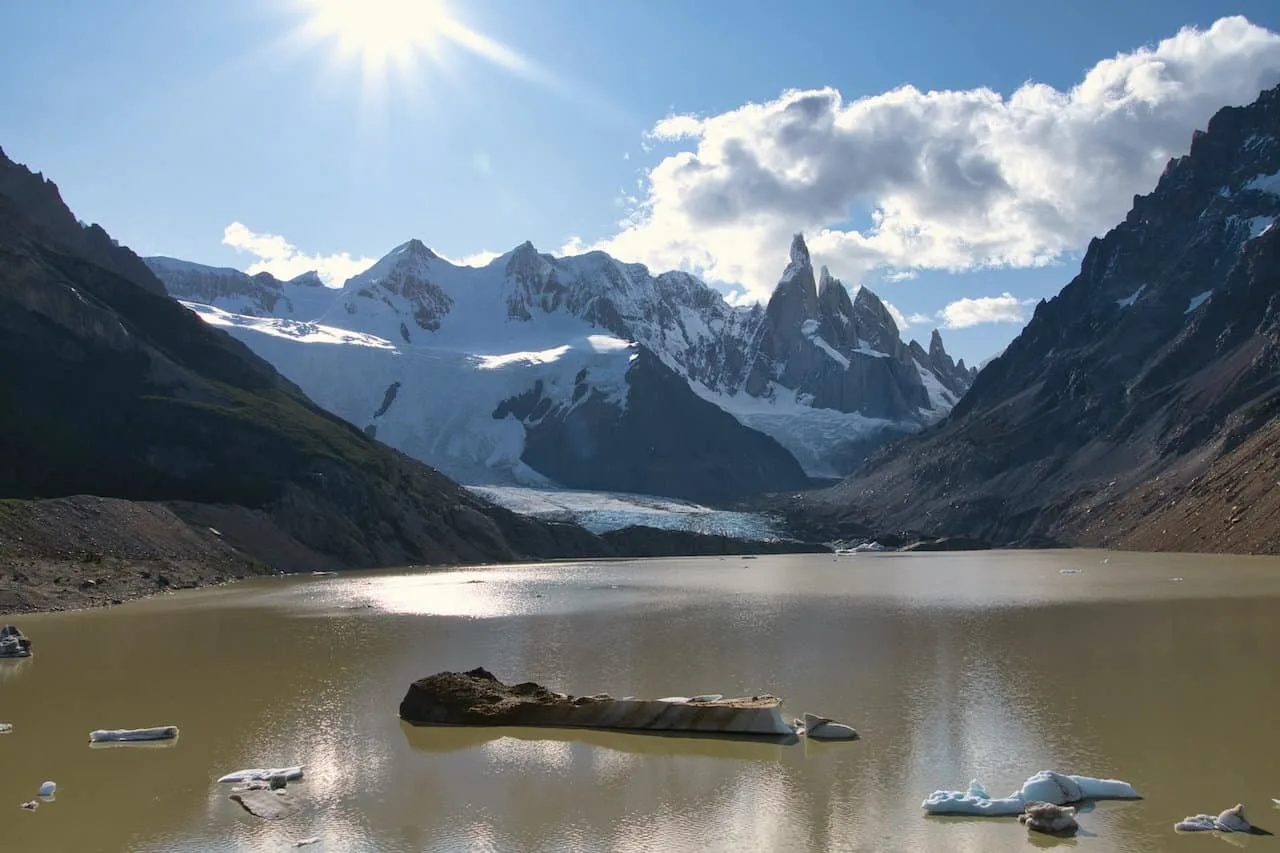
[1115,285,1144,308]
[1185,290,1212,314]
[800,319,850,369]
[1244,215,1275,240]
[182,302,396,349]
[1244,169,1280,196]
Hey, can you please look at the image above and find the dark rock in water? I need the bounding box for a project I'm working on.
[1019,801,1079,835]
[399,668,796,737]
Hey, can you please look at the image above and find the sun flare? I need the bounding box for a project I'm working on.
[302,0,453,72]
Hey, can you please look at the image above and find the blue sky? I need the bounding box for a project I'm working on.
[3,1,1280,365]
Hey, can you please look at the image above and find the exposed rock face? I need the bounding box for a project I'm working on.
[144,257,330,317]
[0,146,165,296]
[802,84,1280,553]
[326,239,453,339]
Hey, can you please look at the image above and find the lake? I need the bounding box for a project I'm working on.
[2,550,1278,851]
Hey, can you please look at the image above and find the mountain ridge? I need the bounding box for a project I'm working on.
[149,232,975,488]
[795,83,1280,553]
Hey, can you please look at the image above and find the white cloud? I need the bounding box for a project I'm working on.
[222,222,374,286]
[441,249,502,267]
[937,293,1037,328]
[648,114,704,141]
[589,16,1280,302]
[907,312,933,326]
[882,299,912,332]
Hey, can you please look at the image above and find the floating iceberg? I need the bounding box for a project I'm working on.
[1175,804,1259,833]
[0,722,11,734]
[922,771,1140,816]
[794,713,859,740]
[217,766,305,784]
[37,781,56,798]
[0,624,32,658]
[89,726,178,743]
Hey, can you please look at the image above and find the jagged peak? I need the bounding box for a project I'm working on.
[789,233,811,268]
[397,238,437,259]
[288,270,326,288]
[817,265,836,295]
[929,328,946,355]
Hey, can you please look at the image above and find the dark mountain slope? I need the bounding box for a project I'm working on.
[799,84,1280,553]
[0,147,602,574]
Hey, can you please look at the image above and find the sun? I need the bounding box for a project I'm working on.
[301,0,454,73]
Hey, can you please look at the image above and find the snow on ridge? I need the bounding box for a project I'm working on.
[800,319,850,369]
[181,301,396,349]
[1116,285,1145,308]
[1244,215,1275,240]
[1185,290,1212,314]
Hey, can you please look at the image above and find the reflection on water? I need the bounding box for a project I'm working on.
[1,550,1279,852]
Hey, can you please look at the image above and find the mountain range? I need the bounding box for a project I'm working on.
[148,230,974,502]
[799,83,1280,554]
[0,144,617,595]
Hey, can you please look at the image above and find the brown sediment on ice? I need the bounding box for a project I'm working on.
[399,668,796,737]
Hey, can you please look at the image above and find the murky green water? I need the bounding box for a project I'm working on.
[2,550,1278,852]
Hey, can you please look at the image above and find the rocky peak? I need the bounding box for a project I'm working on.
[0,147,166,296]
[288,271,326,288]
[787,232,811,272]
[850,286,900,354]
[504,240,564,321]
[339,240,453,336]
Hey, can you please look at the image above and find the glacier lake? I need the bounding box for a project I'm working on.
[2,550,1279,852]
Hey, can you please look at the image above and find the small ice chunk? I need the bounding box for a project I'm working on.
[19,800,37,810]
[218,766,304,784]
[0,722,12,734]
[1176,804,1254,833]
[37,781,55,797]
[795,712,859,740]
[1059,569,1082,574]
[89,726,178,743]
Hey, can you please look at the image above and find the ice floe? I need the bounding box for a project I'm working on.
[922,770,1140,816]
[217,766,305,784]
[1175,804,1259,833]
[89,726,179,743]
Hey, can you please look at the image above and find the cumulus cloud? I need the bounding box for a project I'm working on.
[441,249,502,267]
[223,222,374,286]
[937,293,1037,328]
[586,16,1280,302]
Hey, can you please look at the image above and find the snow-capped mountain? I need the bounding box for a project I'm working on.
[146,234,973,498]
